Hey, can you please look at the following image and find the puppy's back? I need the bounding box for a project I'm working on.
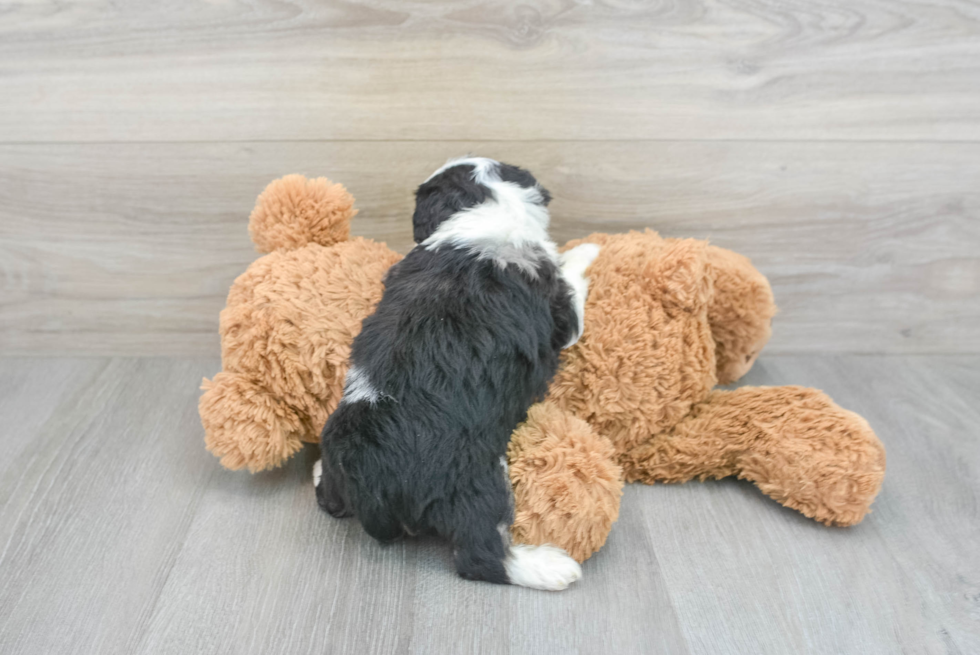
[327,244,566,534]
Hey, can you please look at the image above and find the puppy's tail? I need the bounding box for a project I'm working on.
[503,543,582,591]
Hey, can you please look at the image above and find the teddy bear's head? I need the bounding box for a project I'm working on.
[547,230,776,456]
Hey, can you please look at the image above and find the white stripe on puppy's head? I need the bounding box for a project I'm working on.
[414,157,557,276]
[423,156,499,186]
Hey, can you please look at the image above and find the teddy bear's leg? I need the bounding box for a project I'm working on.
[200,372,313,472]
[704,246,777,385]
[507,402,624,562]
[621,386,886,526]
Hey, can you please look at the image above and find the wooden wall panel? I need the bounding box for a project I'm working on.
[2,141,976,355]
[1,0,979,142]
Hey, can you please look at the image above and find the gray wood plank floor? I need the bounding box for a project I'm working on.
[0,355,977,655]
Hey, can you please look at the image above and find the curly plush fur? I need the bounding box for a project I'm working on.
[508,402,623,562]
[200,173,886,562]
[202,177,402,471]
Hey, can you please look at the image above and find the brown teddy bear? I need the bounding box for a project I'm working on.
[200,174,886,563]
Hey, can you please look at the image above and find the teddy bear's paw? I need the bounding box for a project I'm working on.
[504,544,583,591]
[200,372,306,472]
[312,459,322,487]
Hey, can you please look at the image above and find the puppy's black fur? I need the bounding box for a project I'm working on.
[318,161,576,584]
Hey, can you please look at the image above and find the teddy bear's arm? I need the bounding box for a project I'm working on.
[705,246,777,385]
[507,402,624,562]
[619,386,885,526]
[200,371,309,472]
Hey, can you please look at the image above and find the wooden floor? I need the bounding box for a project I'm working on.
[0,355,976,655]
[2,0,979,653]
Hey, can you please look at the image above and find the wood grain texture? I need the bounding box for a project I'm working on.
[0,357,109,546]
[1,141,977,355]
[0,355,977,654]
[1,0,979,142]
[645,355,980,654]
[135,452,689,655]
[0,358,217,655]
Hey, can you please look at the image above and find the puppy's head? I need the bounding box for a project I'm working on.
[413,157,552,244]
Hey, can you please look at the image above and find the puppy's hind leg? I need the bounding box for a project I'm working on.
[315,451,353,518]
[451,512,511,585]
[450,473,582,590]
[313,459,323,487]
[359,506,406,544]
[503,543,582,591]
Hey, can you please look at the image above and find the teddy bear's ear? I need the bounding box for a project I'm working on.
[645,238,712,316]
[248,174,356,253]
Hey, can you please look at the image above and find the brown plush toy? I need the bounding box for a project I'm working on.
[201,175,886,563]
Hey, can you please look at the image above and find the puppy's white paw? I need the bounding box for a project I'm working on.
[505,544,583,591]
[313,459,322,487]
[561,243,601,276]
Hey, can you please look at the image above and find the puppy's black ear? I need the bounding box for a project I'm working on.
[413,166,491,243]
[497,163,551,206]
[536,185,552,206]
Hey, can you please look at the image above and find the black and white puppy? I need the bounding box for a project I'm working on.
[314,157,599,590]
